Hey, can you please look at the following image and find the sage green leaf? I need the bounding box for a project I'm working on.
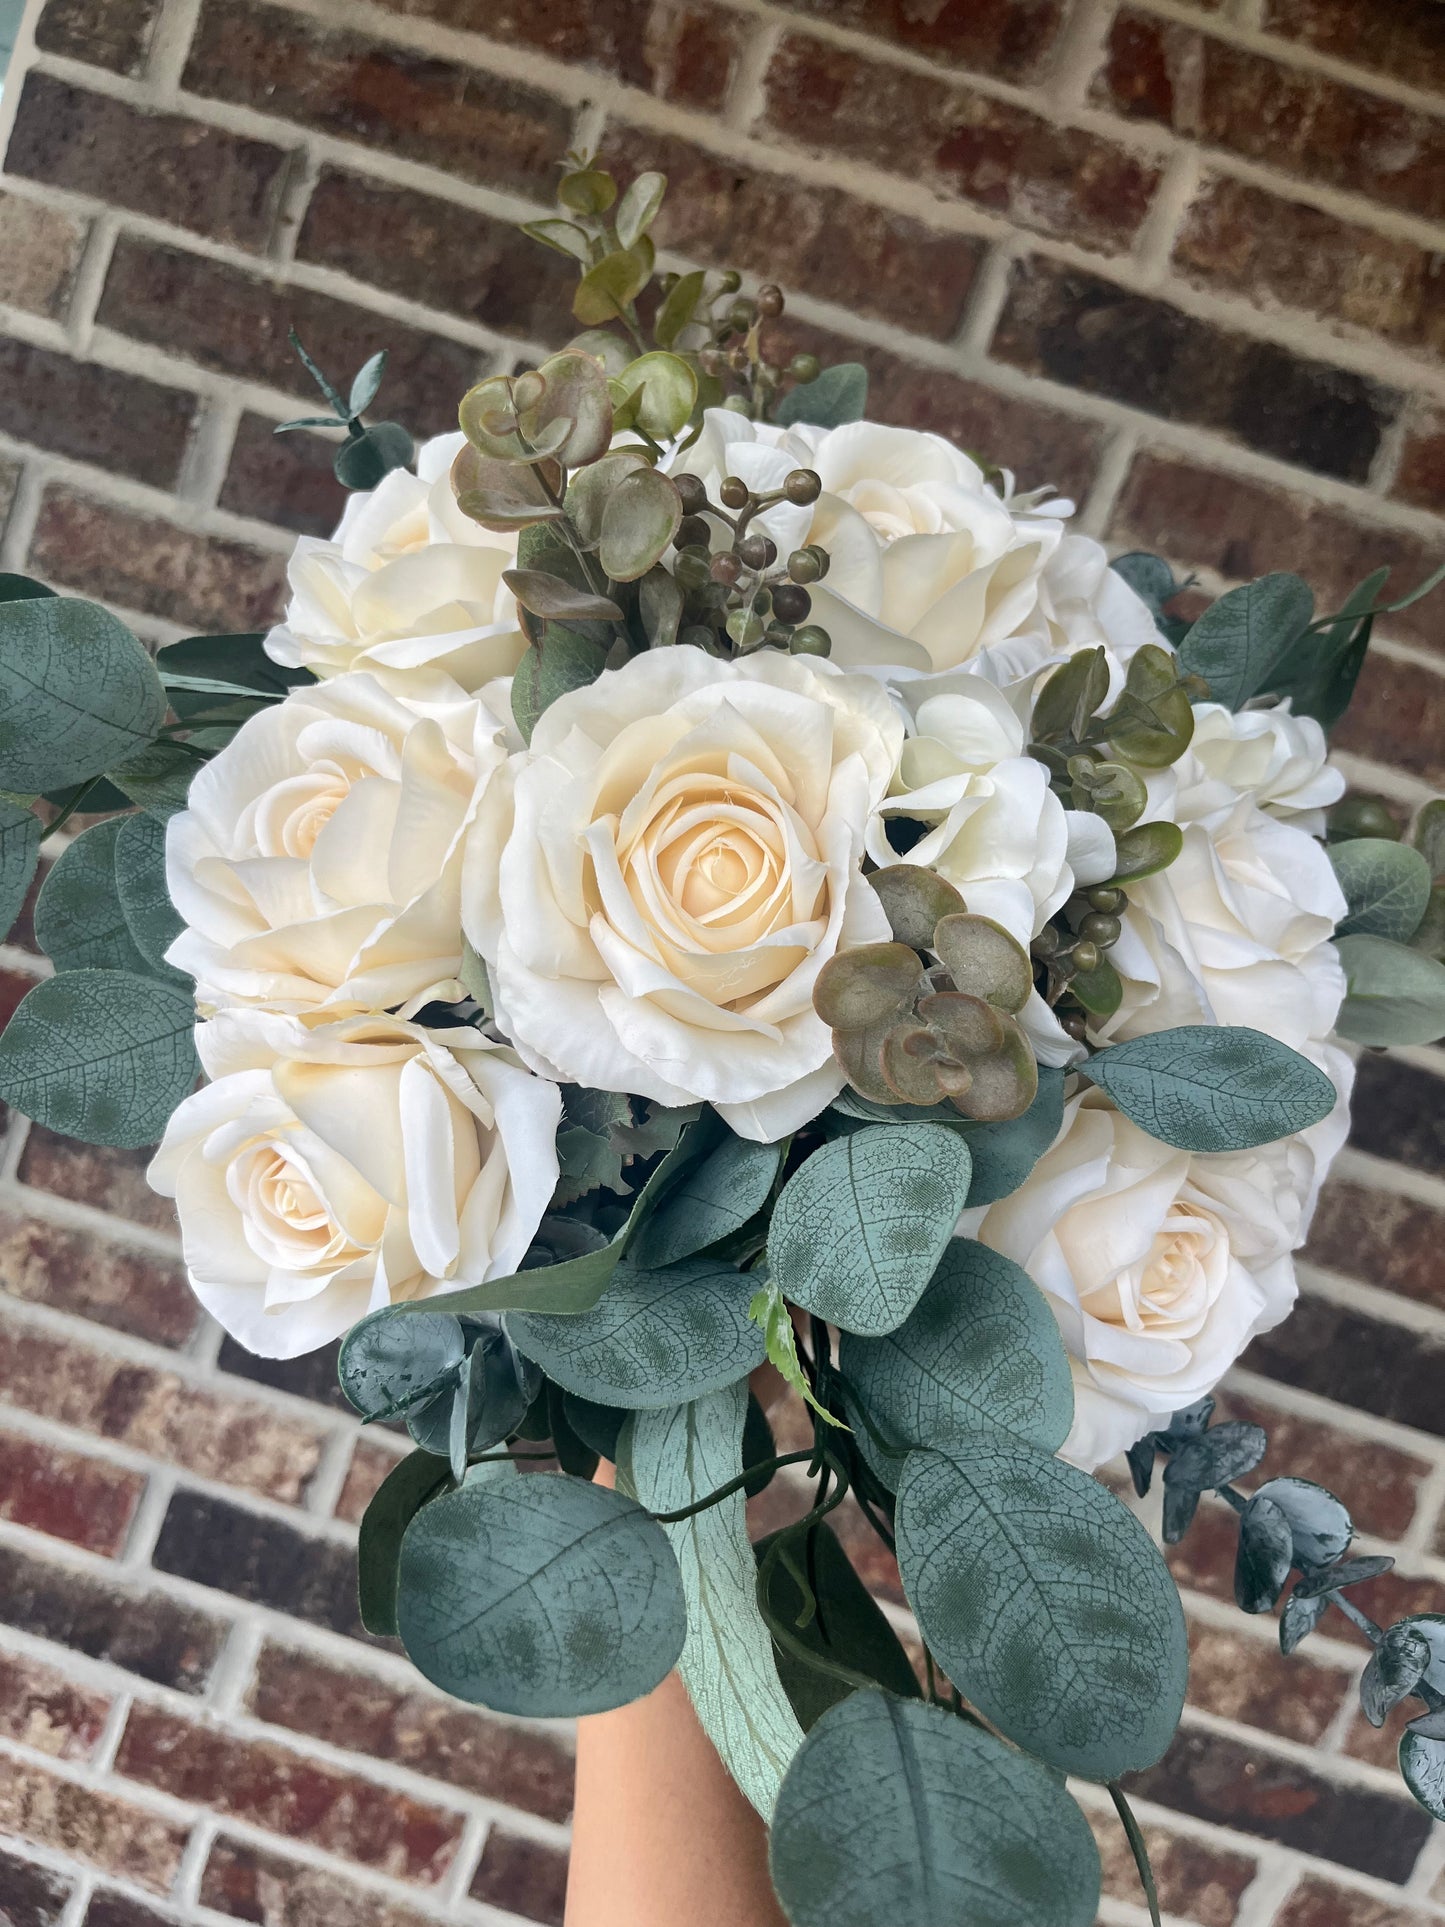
[357,1449,450,1636]
[1251,1476,1352,1567]
[565,449,650,549]
[520,217,590,261]
[1032,647,1109,744]
[0,969,197,1148]
[1107,643,1194,768]
[348,349,387,418]
[509,1255,764,1409]
[1109,552,1182,617]
[769,1693,1101,1927]
[1109,819,1183,881]
[397,1474,685,1715]
[627,1385,804,1815]
[1085,1025,1337,1151]
[638,566,684,649]
[767,1125,973,1337]
[598,466,682,582]
[452,445,566,532]
[840,1239,1073,1490]
[0,574,54,602]
[530,349,614,468]
[35,821,151,975]
[574,242,654,328]
[107,739,200,818]
[896,1443,1188,1779]
[1068,955,1123,1017]
[558,168,617,216]
[1410,797,1445,877]
[0,597,165,793]
[1335,933,1445,1045]
[654,268,706,350]
[611,351,697,440]
[1331,838,1432,941]
[1267,565,1387,730]
[334,421,413,490]
[503,571,622,623]
[615,170,667,249]
[1179,572,1313,710]
[0,800,40,943]
[155,633,307,720]
[511,627,608,745]
[112,812,185,980]
[774,362,868,430]
[759,1522,920,1731]
[339,1308,465,1420]
[1401,1729,1445,1822]
[952,1068,1064,1204]
[629,1125,782,1269]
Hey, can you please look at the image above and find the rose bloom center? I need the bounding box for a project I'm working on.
[1082,1204,1227,1337]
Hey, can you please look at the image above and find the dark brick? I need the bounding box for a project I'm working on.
[1124,1726,1429,1879]
[97,235,478,436]
[18,1130,181,1235]
[470,1830,568,1926]
[0,1761,184,1892]
[219,413,346,539]
[0,339,195,490]
[0,1428,143,1555]
[217,1334,349,1411]
[184,0,570,198]
[1330,650,1445,791]
[1306,1179,1445,1313]
[1348,1054,1445,1178]
[0,1542,226,1691]
[1275,1874,1441,1927]
[33,0,160,72]
[765,0,1064,82]
[599,124,983,342]
[763,35,1160,256]
[1243,1294,1445,1437]
[151,1489,365,1638]
[994,256,1395,483]
[1088,1808,1254,1927]
[1262,0,1445,94]
[7,75,292,252]
[0,1842,73,1927]
[200,1834,438,1927]
[1097,10,1445,225]
[1394,405,1445,515]
[249,1644,574,1820]
[0,457,19,538]
[0,192,88,321]
[0,1205,197,1347]
[84,1894,177,1927]
[115,1704,463,1882]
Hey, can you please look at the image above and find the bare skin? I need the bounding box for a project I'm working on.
[564,1459,790,1927]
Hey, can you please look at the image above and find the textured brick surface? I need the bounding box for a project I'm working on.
[1089,1807,1255,1927]
[1306,1179,1445,1313]
[0,1648,110,1758]
[218,413,347,538]
[200,1833,440,1926]
[0,340,195,490]
[151,1490,366,1637]
[1274,1876,1441,1927]
[1349,1055,1445,1178]
[0,1207,196,1347]
[1261,0,1445,93]
[470,1830,568,1925]
[1245,1296,1445,1438]
[33,0,161,72]
[0,1760,185,1891]
[0,1429,144,1555]
[0,1543,227,1691]
[0,1842,72,1927]
[765,0,1064,81]
[333,1436,406,1526]
[0,192,88,320]
[18,1132,182,1237]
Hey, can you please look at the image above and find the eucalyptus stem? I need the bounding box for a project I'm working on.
[42,776,103,840]
[1109,1782,1162,1927]
[648,1449,816,1524]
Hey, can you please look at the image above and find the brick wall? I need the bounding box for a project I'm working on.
[0,0,1442,1923]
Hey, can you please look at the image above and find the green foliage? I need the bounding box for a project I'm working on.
[106,739,204,818]
[396,1473,685,1715]
[627,1386,805,1815]
[760,1522,921,1730]
[0,800,40,943]
[0,574,55,602]
[278,335,413,490]
[1334,933,1445,1045]
[748,1279,839,1425]
[1178,572,1313,711]
[896,1443,1188,1780]
[1330,837,1433,941]
[767,1125,973,1337]
[357,1450,450,1636]
[339,1308,466,1421]
[629,1122,781,1268]
[37,821,154,976]
[0,969,198,1148]
[1109,551,1185,617]
[1266,566,1384,729]
[1084,1025,1337,1151]
[774,362,868,429]
[511,626,608,745]
[1108,820,1184,882]
[768,1694,1102,1927]
[1400,1730,1445,1822]
[334,421,415,490]
[0,597,166,794]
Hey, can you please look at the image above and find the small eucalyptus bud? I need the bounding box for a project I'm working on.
[727,344,751,374]
[719,476,751,511]
[1086,885,1126,915]
[673,549,712,591]
[698,348,727,377]
[787,548,822,585]
[806,542,831,579]
[675,514,711,550]
[727,298,757,332]
[790,624,831,657]
[711,551,743,587]
[1078,912,1121,947]
[788,353,820,383]
[1030,926,1061,958]
[757,284,785,317]
[1070,940,1101,974]
[673,472,708,516]
[738,533,777,571]
[718,269,742,295]
[721,394,750,413]
[1061,1011,1089,1042]
[784,468,822,506]
[771,583,811,624]
[1329,795,1400,841]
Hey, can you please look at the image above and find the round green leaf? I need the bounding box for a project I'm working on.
[1250,1476,1351,1568]
[1335,933,1445,1045]
[629,1128,782,1269]
[531,349,614,468]
[615,170,666,249]
[840,1239,1073,1489]
[1401,1729,1445,1822]
[598,466,682,583]
[1179,572,1314,711]
[35,821,151,976]
[896,1443,1188,1780]
[339,1307,465,1421]
[1331,838,1432,941]
[767,1125,973,1337]
[333,421,414,490]
[611,351,698,441]
[0,969,197,1148]
[397,1473,685,1715]
[573,241,654,328]
[1110,820,1183,881]
[0,597,165,793]
[1084,1024,1337,1151]
[960,1067,1065,1206]
[509,1255,764,1408]
[511,626,608,746]
[774,362,868,431]
[769,1693,1101,1927]
[0,800,41,945]
[113,812,186,977]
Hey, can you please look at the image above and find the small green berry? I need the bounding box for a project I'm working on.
[790,624,831,657]
[719,476,750,511]
[1078,912,1121,947]
[783,468,821,506]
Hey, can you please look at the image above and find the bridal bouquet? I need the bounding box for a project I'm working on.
[3,158,1444,1924]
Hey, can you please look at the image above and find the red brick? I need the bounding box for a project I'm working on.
[18,1130,182,1237]
[1262,0,1445,95]
[217,1336,350,1413]
[1108,449,1445,657]
[115,1704,463,1882]
[1244,1294,1445,1439]
[200,1834,438,1927]
[600,124,983,342]
[184,0,570,199]
[470,1830,568,1926]
[0,1314,327,1503]
[0,458,19,537]
[0,1428,143,1556]
[995,257,1395,484]
[334,1436,407,1526]
[765,0,1064,82]
[1393,404,1445,516]
[1306,1179,1445,1314]
[0,1206,197,1347]
[1186,1615,1350,1743]
[1088,1806,1255,1927]
[97,235,479,436]
[1096,10,1445,225]
[1349,1054,1445,1179]
[0,340,196,491]
[248,1644,575,1820]
[218,413,347,540]
[151,1491,366,1639]
[0,1759,184,1893]
[762,35,1160,256]
[27,488,288,632]
[0,193,88,321]
[6,75,292,253]
[1331,651,1445,791]
[33,0,160,72]
[0,1842,72,1927]
[1174,174,1445,365]
[0,1543,227,1693]
[1275,1875,1440,1927]
[0,1649,110,1759]
[0,966,43,1030]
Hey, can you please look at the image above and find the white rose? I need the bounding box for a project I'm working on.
[168,671,506,1016]
[265,432,527,692]
[972,533,1160,704]
[1173,701,1344,834]
[966,1064,1350,1469]
[149,1010,560,1357]
[464,648,903,1141]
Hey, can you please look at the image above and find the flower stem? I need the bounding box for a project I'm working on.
[1110,1782,1162,1927]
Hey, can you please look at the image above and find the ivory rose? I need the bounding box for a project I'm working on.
[264,432,527,691]
[149,1010,560,1357]
[963,1069,1350,1468]
[464,648,903,1140]
[1174,700,1345,834]
[167,671,506,1016]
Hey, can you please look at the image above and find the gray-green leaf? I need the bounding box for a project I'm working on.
[339,1308,465,1421]
[511,627,607,745]
[961,1067,1064,1206]
[36,820,153,976]
[774,363,868,431]
[0,801,40,944]
[1085,1025,1337,1151]
[1179,572,1313,711]
[1335,933,1445,1046]
[1331,838,1432,941]
[0,597,166,793]
[629,1126,781,1269]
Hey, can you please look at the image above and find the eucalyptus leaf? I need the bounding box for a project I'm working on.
[629,1122,781,1268]
[1109,551,1183,617]
[655,268,706,350]
[598,465,682,581]
[511,627,608,745]
[574,242,654,328]
[107,739,202,818]
[1409,798,1445,877]
[611,351,697,440]
[558,168,617,216]
[348,350,387,418]
[0,801,40,943]
[1335,933,1445,1045]
[1267,565,1388,730]
[638,566,684,649]
[1234,1492,1294,1614]
[774,362,868,431]
[769,1693,1101,1927]
[0,574,54,602]
[1279,1586,1329,1655]
[563,1392,627,1463]
[397,1474,685,1715]
[503,569,622,623]
[1331,838,1432,941]
[896,1442,1188,1779]
[1360,1624,1430,1727]
[1109,820,1183,881]
[1179,572,1313,710]
[1400,1730,1445,1823]
[35,821,152,976]
[0,597,166,794]
[1291,1553,1394,1600]
[520,218,591,261]
[1251,1477,1352,1568]
[339,1308,465,1421]
[615,170,667,249]
[155,633,308,720]
[1084,1025,1337,1151]
[759,1522,921,1731]
[1163,1420,1267,1494]
[357,1449,450,1636]
[959,1068,1065,1204]
[334,421,413,490]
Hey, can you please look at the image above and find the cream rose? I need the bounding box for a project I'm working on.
[965,1068,1350,1469]
[149,1010,560,1357]
[264,432,527,691]
[1173,700,1344,834]
[671,414,1156,676]
[464,648,903,1140]
[167,671,506,1016]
